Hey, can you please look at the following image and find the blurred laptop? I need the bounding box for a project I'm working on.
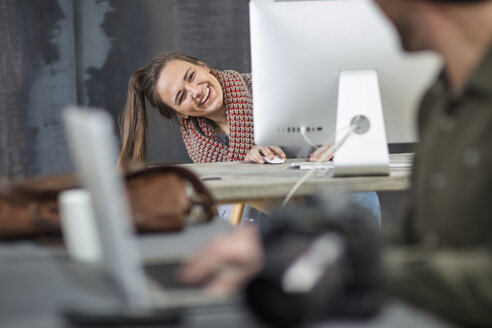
[62,106,237,324]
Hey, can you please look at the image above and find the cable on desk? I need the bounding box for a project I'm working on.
[282,124,357,207]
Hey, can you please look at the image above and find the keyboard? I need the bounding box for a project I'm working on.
[290,161,334,170]
[144,261,203,290]
[291,159,413,170]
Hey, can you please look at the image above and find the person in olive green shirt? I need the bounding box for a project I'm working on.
[376,0,492,326]
[179,0,492,326]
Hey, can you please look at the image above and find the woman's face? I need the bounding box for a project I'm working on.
[156,59,224,120]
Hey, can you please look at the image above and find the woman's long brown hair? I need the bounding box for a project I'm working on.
[117,53,199,169]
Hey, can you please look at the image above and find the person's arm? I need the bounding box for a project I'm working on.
[383,245,492,327]
[179,225,263,296]
[245,145,286,164]
[382,175,492,326]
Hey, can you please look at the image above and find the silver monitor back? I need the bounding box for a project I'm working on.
[250,0,441,145]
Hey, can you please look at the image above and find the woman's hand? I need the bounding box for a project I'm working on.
[308,144,334,162]
[245,146,286,164]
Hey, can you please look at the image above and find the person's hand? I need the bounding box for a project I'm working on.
[245,146,286,164]
[178,225,264,296]
[308,144,334,162]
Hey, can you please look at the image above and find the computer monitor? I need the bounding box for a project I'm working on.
[250,0,441,147]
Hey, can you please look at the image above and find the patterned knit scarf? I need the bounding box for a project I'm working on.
[180,69,255,163]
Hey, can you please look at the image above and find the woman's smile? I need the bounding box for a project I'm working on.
[199,85,210,105]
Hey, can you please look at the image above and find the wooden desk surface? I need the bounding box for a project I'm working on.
[182,153,414,203]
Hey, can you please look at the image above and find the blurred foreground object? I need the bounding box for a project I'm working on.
[59,188,101,262]
[246,194,383,327]
[0,165,215,239]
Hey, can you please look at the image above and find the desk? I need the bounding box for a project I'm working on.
[0,221,457,328]
[182,153,413,204]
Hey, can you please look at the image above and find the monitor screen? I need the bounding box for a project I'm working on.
[249,0,441,146]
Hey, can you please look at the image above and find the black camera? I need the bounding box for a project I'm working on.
[245,195,384,327]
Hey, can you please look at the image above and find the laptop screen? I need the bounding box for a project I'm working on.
[63,106,151,310]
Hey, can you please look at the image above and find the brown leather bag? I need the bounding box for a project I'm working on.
[0,165,216,239]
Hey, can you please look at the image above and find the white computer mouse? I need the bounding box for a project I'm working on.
[263,155,286,164]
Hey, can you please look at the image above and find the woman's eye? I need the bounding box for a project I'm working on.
[189,72,195,82]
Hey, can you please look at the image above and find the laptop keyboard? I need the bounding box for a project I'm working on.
[144,261,242,311]
[144,261,203,291]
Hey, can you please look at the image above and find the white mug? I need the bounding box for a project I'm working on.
[58,189,102,262]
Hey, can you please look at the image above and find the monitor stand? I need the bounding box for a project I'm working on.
[333,70,390,176]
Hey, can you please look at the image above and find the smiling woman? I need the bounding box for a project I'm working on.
[118,52,286,167]
[118,52,381,226]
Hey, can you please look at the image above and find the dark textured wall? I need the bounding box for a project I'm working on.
[0,0,75,178]
[0,0,250,178]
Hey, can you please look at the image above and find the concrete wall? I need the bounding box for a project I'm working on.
[0,0,76,178]
[0,0,250,178]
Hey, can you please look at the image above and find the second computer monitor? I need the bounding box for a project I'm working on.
[250,0,441,146]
